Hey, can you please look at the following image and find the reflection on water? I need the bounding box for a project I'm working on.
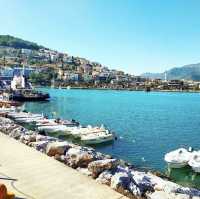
[165,166,200,189]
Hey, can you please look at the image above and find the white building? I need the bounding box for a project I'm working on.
[21,48,32,55]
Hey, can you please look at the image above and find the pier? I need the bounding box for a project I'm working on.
[0,133,127,199]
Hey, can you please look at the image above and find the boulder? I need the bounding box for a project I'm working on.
[175,187,200,198]
[96,170,113,186]
[76,167,92,177]
[146,191,190,199]
[46,141,72,156]
[9,129,21,140]
[65,147,96,168]
[111,171,131,190]
[30,140,49,152]
[20,134,37,143]
[36,135,48,142]
[111,171,139,199]
[130,171,154,195]
[88,159,119,178]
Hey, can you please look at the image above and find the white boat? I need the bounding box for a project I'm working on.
[8,112,43,119]
[164,148,191,168]
[38,124,72,134]
[188,151,200,173]
[70,125,109,138]
[36,119,57,127]
[15,116,44,123]
[36,118,79,127]
[81,131,114,144]
[0,106,16,113]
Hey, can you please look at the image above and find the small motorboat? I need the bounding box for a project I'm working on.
[36,119,57,127]
[8,112,42,119]
[188,151,200,173]
[15,116,44,123]
[36,118,79,128]
[37,124,72,134]
[164,148,191,168]
[81,131,114,144]
[0,106,17,113]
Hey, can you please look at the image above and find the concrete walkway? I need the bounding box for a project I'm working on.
[0,133,128,199]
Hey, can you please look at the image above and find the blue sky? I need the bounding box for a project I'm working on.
[1,0,200,74]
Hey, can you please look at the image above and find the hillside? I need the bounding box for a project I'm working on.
[0,35,44,50]
[141,63,200,81]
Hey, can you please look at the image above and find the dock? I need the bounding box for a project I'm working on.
[0,133,127,199]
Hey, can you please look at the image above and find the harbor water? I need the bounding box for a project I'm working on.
[24,88,200,188]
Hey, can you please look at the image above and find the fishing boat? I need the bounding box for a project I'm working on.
[81,131,114,144]
[36,118,79,128]
[164,148,191,168]
[70,125,109,138]
[37,124,73,134]
[188,151,200,173]
[0,106,17,113]
[35,119,57,127]
[9,90,50,102]
[8,68,50,102]
[0,94,21,107]
[15,116,44,123]
[8,112,43,120]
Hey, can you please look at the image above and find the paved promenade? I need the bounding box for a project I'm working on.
[0,133,127,199]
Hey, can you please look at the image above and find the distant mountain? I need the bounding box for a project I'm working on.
[141,63,200,81]
[0,35,44,50]
[141,72,164,79]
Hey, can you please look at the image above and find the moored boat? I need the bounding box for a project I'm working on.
[37,124,72,134]
[10,90,50,102]
[0,94,22,107]
[164,148,191,168]
[81,131,114,144]
[188,151,200,173]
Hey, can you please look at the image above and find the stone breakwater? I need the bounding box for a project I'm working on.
[0,117,200,199]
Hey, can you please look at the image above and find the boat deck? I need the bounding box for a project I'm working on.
[0,133,127,199]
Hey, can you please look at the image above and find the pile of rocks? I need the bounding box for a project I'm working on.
[0,116,200,199]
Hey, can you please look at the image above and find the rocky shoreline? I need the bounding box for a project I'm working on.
[1,116,200,199]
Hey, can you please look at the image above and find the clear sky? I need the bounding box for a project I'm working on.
[1,0,200,75]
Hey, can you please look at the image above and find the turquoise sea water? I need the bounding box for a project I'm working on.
[24,88,200,187]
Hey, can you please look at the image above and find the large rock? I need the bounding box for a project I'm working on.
[130,171,155,196]
[30,140,49,152]
[36,135,48,142]
[96,170,113,186]
[175,187,200,198]
[46,141,72,156]
[9,128,22,140]
[146,191,190,199]
[110,168,157,198]
[111,171,139,199]
[88,159,119,178]
[65,147,98,168]
[20,133,37,143]
[137,171,180,194]
[76,167,92,177]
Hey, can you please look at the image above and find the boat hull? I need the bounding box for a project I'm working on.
[11,94,49,101]
[167,162,188,168]
[190,166,200,173]
[82,136,114,145]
